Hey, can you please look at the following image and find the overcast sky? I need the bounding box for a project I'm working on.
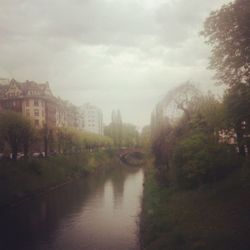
[0,0,231,128]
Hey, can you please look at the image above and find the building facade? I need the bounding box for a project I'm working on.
[0,79,103,136]
[0,79,57,129]
[79,103,103,135]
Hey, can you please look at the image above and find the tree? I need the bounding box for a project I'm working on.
[202,0,250,87]
[174,132,239,188]
[116,110,123,147]
[0,112,35,160]
[105,110,123,148]
[151,82,201,165]
[57,127,113,154]
[224,84,250,155]
[191,93,226,134]
[151,84,229,185]
[122,123,139,147]
[202,0,250,155]
[161,82,201,122]
[140,125,151,149]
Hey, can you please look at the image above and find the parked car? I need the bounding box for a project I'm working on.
[32,152,45,158]
[17,152,25,160]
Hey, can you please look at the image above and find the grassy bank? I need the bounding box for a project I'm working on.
[0,149,119,208]
[140,161,250,250]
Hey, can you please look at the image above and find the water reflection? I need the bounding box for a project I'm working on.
[0,167,144,250]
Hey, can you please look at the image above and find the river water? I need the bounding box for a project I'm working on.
[0,167,144,250]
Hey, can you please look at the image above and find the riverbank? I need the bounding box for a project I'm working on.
[140,161,250,250]
[0,149,120,209]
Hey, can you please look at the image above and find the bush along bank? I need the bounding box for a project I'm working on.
[0,149,120,209]
[140,159,250,250]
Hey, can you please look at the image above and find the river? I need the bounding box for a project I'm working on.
[0,167,144,250]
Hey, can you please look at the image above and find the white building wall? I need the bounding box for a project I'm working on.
[79,103,103,135]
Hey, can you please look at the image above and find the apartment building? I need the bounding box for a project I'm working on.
[56,99,80,129]
[0,79,57,128]
[79,103,103,135]
[0,79,88,132]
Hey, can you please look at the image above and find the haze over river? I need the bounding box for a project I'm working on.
[0,167,144,250]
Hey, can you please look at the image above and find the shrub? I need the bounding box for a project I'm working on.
[173,132,240,188]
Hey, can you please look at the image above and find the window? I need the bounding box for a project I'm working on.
[26,110,30,117]
[34,120,39,127]
[26,100,29,106]
[34,109,39,116]
[34,100,39,106]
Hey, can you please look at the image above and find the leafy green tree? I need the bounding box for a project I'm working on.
[202,0,250,87]
[57,127,113,154]
[122,123,139,147]
[161,82,201,122]
[174,132,240,188]
[151,83,235,186]
[202,0,250,155]
[105,110,123,148]
[151,83,201,170]
[224,84,250,154]
[191,93,226,134]
[139,125,151,149]
[0,111,35,159]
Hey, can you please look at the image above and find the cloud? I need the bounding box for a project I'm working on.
[0,0,231,126]
[155,0,231,47]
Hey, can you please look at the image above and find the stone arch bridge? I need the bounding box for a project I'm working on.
[118,148,145,166]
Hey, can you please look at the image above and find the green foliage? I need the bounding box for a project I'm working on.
[191,94,226,133]
[104,116,139,148]
[201,0,250,87]
[139,125,151,149]
[122,123,139,147]
[151,83,231,185]
[104,110,123,147]
[161,82,201,122]
[174,132,240,188]
[140,165,175,249]
[150,81,241,188]
[0,111,35,159]
[141,162,250,250]
[57,127,113,154]
[224,84,250,137]
[202,0,250,156]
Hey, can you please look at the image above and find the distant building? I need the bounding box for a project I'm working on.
[0,79,56,129]
[79,103,103,135]
[0,79,109,137]
[0,78,93,154]
[56,99,80,129]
